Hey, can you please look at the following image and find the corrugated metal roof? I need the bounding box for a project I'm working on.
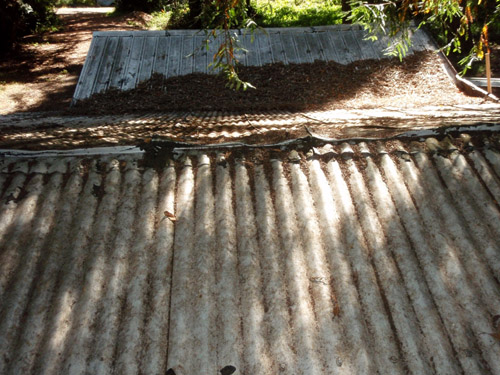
[1,134,500,375]
[72,25,435,102]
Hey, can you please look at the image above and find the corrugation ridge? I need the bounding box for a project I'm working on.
[34,162,101,375]
[412,150,500,283]
[467,149,500,205]
[213,159,242,373]
[288,162,349,375]
[190,155,217,374]
[0,159,66,374]
[0,172,28,252]
[431,152,500,290]
[82,159,142,375]
[114,168,159,375]
[54,158,121,375]
[437,152,500,239]
[382,150,469,375]
[234,159,272,374]
[0,164,45,299]
[373,151,498,374]
[166,158,197,375]
[140,163,176,375]
[347,152,434,374]
[389,148,500,316]
[330,157,404,374]
[483,148,500,178]
[308,159,374,374]
[271,160,324,375]
[6,160,84,375]
[253,164,296,373]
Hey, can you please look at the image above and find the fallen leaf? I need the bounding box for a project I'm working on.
[164,211,176,222]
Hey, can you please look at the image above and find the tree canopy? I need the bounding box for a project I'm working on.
[349,0,499,71]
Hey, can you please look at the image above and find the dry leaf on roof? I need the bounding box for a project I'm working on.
[164,211,176,222]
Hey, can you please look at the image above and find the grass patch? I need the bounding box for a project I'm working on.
[252,0,342,27]
[147,9,172,30]
[55,0,97,6]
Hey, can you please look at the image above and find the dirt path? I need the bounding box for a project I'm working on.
[0,8,150,114]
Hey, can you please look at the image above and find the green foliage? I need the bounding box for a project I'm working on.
[349,0,500,74]
[115,0,171,13]
[148,8,173,29]
[55,0,96,6]
[0,0,60,54]
[253,0,342,27]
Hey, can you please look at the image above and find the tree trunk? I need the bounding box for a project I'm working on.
[341,0,351,24]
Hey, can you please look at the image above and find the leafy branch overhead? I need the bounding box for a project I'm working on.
[349,0,499,73]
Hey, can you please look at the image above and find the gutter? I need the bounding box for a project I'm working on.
[424,28,500,102]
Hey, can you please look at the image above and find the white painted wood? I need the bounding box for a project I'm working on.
[327,30,350,64]
[179,35,194,76]
[74,35,107,100]
[256,34,273,65]
[315,31,339,62]
[280,33,300,64]
[122,36,145,90]
[294,33,313,63]
[74,25,439,101]
[94,36,119,93]
[108,36,133,89]
[340,30,363,63]
[304,32,325,62]
[269,33,285,63]
[152,36,170,76]
[193,34,208,73]
[166,35,183,78]
[137,36,159,83]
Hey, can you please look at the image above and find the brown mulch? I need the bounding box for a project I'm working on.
[70,51,486,115]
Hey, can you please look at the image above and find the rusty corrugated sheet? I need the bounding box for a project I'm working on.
[72,25,435,102]
[1,134,500,375]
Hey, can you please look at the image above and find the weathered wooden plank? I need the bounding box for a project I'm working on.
[269,33,286,63]
[93,36,120,94]
[315,32,339,62]
[352,29,380,60]
[109,36,133,89]
[206,34,222,73]
[368,32,390,59]
[153,37,170,76]
[74,35,107,100]
[280,33,299,64]
[240,32,259,67]
[193,34,208,73]
[304,32,325,62]
[412,28,435,51]
[257,34,273,66]
[137,36,158,83]
[294,33,313,63]
[166,35,183,78]
[122,36,145,90]
[327,30,350,64]
[341,30,364,62]
[231,32,247,66]
[179,35,194,76]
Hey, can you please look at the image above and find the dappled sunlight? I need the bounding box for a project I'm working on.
[1,137,500,373]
